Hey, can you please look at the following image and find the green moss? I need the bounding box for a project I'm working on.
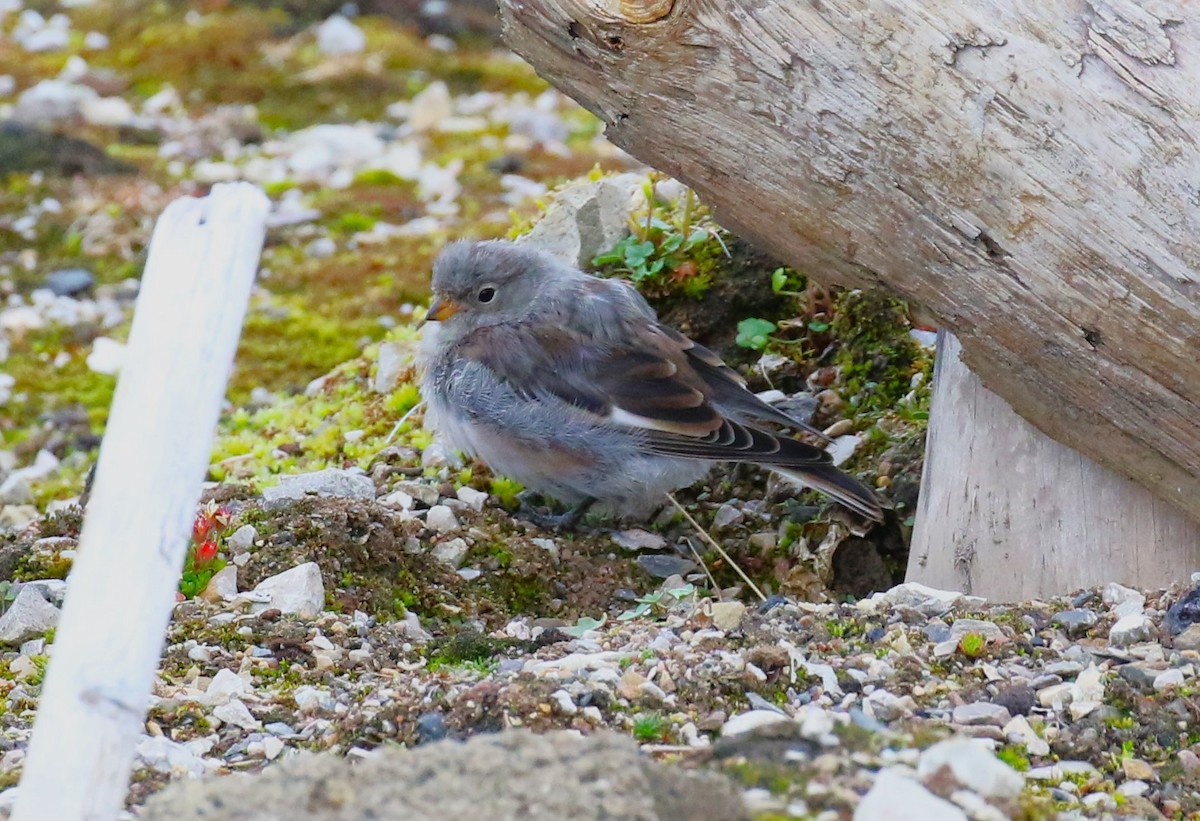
[426,630,518,669]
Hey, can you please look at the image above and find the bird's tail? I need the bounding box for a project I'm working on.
[772,465,887,522]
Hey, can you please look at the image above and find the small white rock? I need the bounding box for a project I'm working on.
[315,14,366,56]
[456,486,488,511]
[720,709,790,737]
[247,563,325,618]
[212,698,261,730]
[855,768,966,821]
[426,505,460,534]
[918,738,1024,799]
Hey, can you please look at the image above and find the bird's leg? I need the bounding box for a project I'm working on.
[515,493,596,531]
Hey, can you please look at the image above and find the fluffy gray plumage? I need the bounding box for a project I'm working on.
[419,240,884,522]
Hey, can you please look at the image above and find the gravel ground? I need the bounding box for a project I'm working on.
[0,3,1194,819]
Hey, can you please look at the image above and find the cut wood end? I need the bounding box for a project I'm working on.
[594,0,674,24]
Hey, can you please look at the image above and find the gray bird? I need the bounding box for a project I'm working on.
[419,240,884,527]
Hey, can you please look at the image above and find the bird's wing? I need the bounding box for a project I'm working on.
[453,318,832,467]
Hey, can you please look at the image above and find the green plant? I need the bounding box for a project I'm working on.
[617,583,695,621]
[632,712,669,743]
[564,615,606,637]
[592,179,718,298]
[178,502,231,599]
[958,631,987,658]
[735,317,777,351]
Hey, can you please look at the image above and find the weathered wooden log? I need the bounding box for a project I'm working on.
[14,183,269,821]
[497,0,1200,525]
[909,332,1200,598]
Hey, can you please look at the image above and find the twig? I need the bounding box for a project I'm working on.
[680,535,722,601]
[667,493,766,602]
[385,399,426,444]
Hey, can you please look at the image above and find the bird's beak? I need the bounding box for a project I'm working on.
[424,295,461,323]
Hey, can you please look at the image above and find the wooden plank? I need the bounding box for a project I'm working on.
[908,332,1200,600]
[12,183,270,821]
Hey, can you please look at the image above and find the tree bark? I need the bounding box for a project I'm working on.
[497,0,1200,523]
[909,332,1200,598]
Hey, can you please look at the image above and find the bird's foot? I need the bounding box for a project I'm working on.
[515,492,596,531]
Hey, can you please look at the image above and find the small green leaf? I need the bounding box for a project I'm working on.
[661,233,684,253]
[771,268,789,294]
[807,319,831,333]
[736,317,777,350]
[618,602,652,620]
[564,615,606,636]
[623,240,656,266]
[686,227,709,247]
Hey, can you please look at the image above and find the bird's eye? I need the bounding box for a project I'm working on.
[477,286,497,303]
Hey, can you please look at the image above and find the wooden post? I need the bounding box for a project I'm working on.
[12,183,270,821]
[908,332,1200,600]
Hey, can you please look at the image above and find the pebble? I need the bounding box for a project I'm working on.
[871,583,985,617]
[0,586,60,645]
[708,601,746,631]
[43,268,94,296]
[246,563,325,619]
[1109,613,1155,646]
[1121,757,1157,782]
[1153,668,1185,691]
[549,689,577,716]
[372,341,406,393]
[455,486,488,511]
[951,702,1011,727]
[611,529,666,551]
[856,768,967,821]
[85,336,125,374]
[425,505,460,534]
[1173,622,1200,652]
[262,469,375,503]
[431,538,469,569]
[315,14,366,56]
[1050,609,1098,637]
[720,709,790,737]
[227,525,258,554]
[637,554,695,579]
[711,503,743,529]
[917,738,1024,799]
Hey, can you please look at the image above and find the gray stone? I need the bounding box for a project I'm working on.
[141,730,748,821]
[1153,668,1185,691]
[917,738,1024,799]
[855,768,966,821]
[392,481,440,507]
[517,174,643,269]
[612,529,667,551]
[246,563,325,618]
[43,268,94,296]
[1173,623,1200,652]
[1051,609,1099,637]
[872,583,985,617]
[426,505,460,534]
[432,538,469,569]
[711,504,743,529]
[0,585,60,645]
[373,341,407,394]
[455,486,488,512]
[227,524,258,554]
[637,554,696,579]
[1118,663,1159,693]
[951,701,1011,727]
[1109,613,1155,647]
[263,469,374,503]
[720,710,790,737]
[948,618,1005,642]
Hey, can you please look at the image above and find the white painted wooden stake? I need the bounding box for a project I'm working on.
[909,331,1200,601]
[13,183,270,821]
